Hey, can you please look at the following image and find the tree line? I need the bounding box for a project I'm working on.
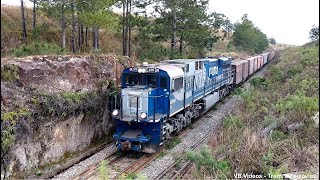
[19,0,272,60]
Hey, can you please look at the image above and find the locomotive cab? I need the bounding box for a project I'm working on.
[112,64,180,153]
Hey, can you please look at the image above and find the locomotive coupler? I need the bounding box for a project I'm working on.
[121,141,132,151]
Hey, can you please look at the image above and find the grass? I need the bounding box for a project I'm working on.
[98,160,109,180]
[193,42,319,179]
[165,136,182,150]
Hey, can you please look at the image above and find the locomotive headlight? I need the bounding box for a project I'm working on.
[112,109,119,116]
[140,112,147,119]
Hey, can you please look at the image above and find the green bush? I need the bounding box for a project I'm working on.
[270,66,284,82]
[301,46,319,66]
[223,115,243,129]
[249,77,267,89]
[287,66,302,78]
[276,95,318,115]
[11,42,65,57]
[270,130,288,141]
[186,146,231,176]
[1,64,19,82]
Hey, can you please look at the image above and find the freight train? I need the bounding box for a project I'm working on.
[112,51,277,153]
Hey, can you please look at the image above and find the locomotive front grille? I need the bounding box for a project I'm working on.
[129,96,140,109]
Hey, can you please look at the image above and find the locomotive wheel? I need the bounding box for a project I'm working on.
[185,111,192,124]
[165,129,171,140]
[176,114,185,131]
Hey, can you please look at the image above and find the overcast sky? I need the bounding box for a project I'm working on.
[2,0,319,45]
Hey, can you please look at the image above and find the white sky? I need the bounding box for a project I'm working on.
[208,0,319,45]
[2,0,319,45]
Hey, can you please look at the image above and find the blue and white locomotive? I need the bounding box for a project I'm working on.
[112,57,234,153]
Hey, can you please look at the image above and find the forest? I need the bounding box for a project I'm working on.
[2,0,272,61]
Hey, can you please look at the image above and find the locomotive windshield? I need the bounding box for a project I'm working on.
[124,73,158,88]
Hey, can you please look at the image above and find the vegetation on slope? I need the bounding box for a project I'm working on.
[1,1,272,61]
[187,41,319,178]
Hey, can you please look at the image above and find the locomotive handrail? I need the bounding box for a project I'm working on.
[114,94,167,122]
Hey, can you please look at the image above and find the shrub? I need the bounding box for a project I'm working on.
[186,146,231,177]
[276,95,318,117]
[300,46,319,67]
[270,130,288,141]
[249,77,267,89]
[11,42,65,57]
[223,115,243,129]
[270,66,284,82]
[1,64,19,82]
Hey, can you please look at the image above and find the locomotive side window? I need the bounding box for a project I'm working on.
[174,77,183,91]
[160,77,168,89]
[186,64,189,72]
[195,61,202,70]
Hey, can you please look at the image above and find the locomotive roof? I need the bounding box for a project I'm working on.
[157,64,184,78]
[161,59,200,64]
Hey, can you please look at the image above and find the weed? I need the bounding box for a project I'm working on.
[270,130,287,141]
[232,87,243,95]
[1,64,19,82]
[249,76,267,88]
[174,155,183,169]
[157,150,167,158]
[270,66,284,82]
[287,66,302,78]
[263,116,276,127]
[186,146,231,176]
[223,115,243,129]
[2,108,31,125]
[98,160,109,180]
[276,94,318,120]
[35,170,42,176]
[124,172,147,180]
[165,137,181,149]
[262,151,274,168]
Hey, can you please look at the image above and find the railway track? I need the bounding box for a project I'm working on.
[155,132,212,180]
[70,125,193,179]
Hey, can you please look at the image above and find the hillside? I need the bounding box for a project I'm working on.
[186,41,319,178]
[1,5,277,62]
[1,5,123,58]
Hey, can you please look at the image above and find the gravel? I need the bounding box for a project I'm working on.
[140,95,243,179]
[52,144,116,180]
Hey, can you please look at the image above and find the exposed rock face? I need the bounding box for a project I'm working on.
[1,54,132,93]
[1,54,133,179]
